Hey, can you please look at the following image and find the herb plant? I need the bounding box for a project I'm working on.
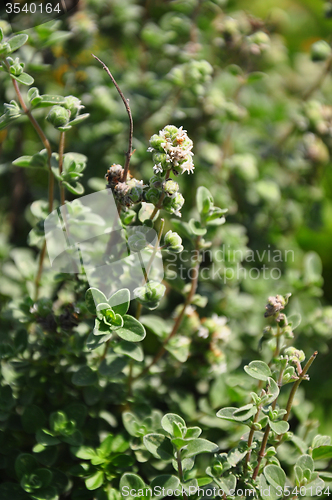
[1,2,332,499]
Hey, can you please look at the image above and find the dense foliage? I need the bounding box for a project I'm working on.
[1,1,332,499]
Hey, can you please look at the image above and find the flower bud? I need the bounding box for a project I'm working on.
[164,230,183,253]
[311,40,332,62]
[0,42,10,58]
[164,179,179,196]
[149,175,163,188]
[127,178,144,203]
[145,187,161,205]
[9,58,24,76]
[284,347,305,362]
[63,95,84,119]
[149,134,165,151]
[47,105,71,129]
[134,281,166,310]
[163,192,185,216]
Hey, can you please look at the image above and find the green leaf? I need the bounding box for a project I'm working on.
[28,486,58,500]
[188,218,207,236]
[264,464,286,489]
[71,366,98,386]
[227,447,248,466]
[312,435,331,448]
[244,361,272,381]
[165,335,190,362]
[22,405,47,433]
[264,377,279,404]
[116,315,146,342]
[259,474,281,500]
[85,288,108,314]
[161,414,186,435]
[233,404,258,421]
[87,332,112,350]
[296,454,314,472]
[12,73,34,86]
[34,468,52,488]
[139,202,158,222]
[7,34,28,52]
[247,71,266,83]
[36,429,61,446]
[73,446,98,460]
[15,454,38,480]
[99,355,127,376]
[143,433,174,460]
[108,288,130,315]
[114,341,143,362]
[214,474,237,496]
[216,405,257,423]
[140,315,171,338]
[0,483,28,500]
[68,113,90,126]
[150,475,180,499]
[181,438,218,458]
[31,95,66,108]
[98,434,113,457]
[12,156,33,168]
[196,186,213,215]
[269,420,289,435]
[120,474,146,498]
[64,403,87,429]
[62,180,84,195]
[312,445,332,460]
[85,471,104,490]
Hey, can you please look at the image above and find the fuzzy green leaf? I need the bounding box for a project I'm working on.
[71,367,98,386]
[114,341,143,362]
[312,445,332,460]
[244,361,272,381]
[7,34,28,52]
[116,315,146,342]
[264,464,286,489]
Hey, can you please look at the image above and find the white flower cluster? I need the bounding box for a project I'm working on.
[148,125,194,176]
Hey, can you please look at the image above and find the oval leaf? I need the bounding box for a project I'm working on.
[244,361,272,381]
[116,315,146,342]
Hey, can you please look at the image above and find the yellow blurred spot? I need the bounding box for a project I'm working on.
[0,130,8,145]
[53,64,70,85]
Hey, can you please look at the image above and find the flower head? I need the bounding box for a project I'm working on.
[148,125,194,176]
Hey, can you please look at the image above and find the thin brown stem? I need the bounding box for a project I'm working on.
[133,237,201,381]
[92,55,133,182]
[282,351,318,424]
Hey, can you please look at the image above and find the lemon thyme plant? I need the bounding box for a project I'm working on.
[1,10,332,500]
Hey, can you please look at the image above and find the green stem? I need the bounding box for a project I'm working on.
[252,365,285,480]
[176,449,188,500]
[244,404,262,473]
[58,131,66,206]
[135,219,165,320]
[149,171,170,220]
[5,60,55,300]
[133,236,201,381]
